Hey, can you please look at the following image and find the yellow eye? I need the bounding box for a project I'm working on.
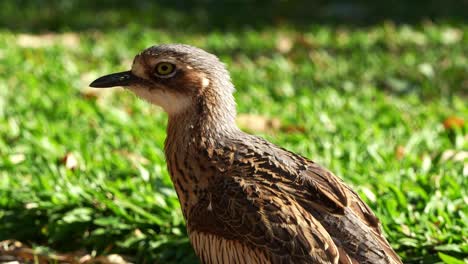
[155,62,175,76]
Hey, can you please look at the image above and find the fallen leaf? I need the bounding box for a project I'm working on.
[440,150,468,163]
[17,34,51,48]
[281,125,306,133]
[395,145,405,160]
[91,254,129,264]
[276,34,293,54]
[25,202,38,209]
[115,150,149,166]
[237,114,281,133]
[134,229,144,237]
[360,187,376,203]
[9,153,25,164]
[80,72,119,101]
[441,28,463,45]
[418,63,434,78]
[79,254,93,263]
[401,224,412,236]
[421,154,432,172]
[61,33,80,48]
[443,116,464,130]
[17,33,80,48]
[0,240,132,264]
[60,152,79,170]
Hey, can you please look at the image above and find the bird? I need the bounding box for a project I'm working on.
[90,44,402,264]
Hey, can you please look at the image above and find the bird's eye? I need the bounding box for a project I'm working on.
[155,62,176,77]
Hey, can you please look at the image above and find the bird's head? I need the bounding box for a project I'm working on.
[90,44,235,118]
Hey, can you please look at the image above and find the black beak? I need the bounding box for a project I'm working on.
[89,71,138,88]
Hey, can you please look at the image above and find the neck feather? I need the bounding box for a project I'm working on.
[163,85,240,216]
[166,88,239,148]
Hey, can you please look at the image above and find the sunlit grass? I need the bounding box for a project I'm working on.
[0,23,467,263]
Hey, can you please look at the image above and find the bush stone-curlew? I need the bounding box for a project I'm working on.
[90,44,402,264]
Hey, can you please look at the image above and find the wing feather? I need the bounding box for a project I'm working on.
[187,134,401,264]
[188,175,340,263]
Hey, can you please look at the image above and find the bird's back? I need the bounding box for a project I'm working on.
[170,132,401,264]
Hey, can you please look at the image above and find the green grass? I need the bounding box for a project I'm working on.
[0,16,467,263]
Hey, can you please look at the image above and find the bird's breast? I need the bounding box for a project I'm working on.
[165,147,219,218]
[189,230,271,264]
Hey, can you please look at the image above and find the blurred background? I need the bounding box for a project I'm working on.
[0,0,467,263]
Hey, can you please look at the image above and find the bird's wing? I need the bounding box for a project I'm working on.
[234,135,402,264]
[298,162,402,264]
[262,139,402,264]
[189,134,401,264]
[188,174,341,264]
[233,136,349,215]
[341,184,402,263]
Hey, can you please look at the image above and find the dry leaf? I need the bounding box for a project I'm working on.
[0,240,131,264]
[80,86,123,105]
[360,187,376,203]
[395,146,405,160]
[17,33,80,48]
[115,150,149,166]
[440,150,468,163]
[17,34,52,48]
[401,224,412,236]
[281,125,306,133]
[80,86,118,101]
[80,72,120,100]
[133,229,144,237]
[0,240,48,264]
[443,116,464,130]
[25,202,38,209]
[276,34,293,54]
[61,33,80,47]
[441,28,463,44]
[9,153,25,164]
[237,114,281,133]
[61,152,79,170]
[79,254,93,263]
[418,63,434,78]
[91,254,129,264]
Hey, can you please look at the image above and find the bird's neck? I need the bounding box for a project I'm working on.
[164,93,239,218]
[164,89,239,166]
[166,88,239,146]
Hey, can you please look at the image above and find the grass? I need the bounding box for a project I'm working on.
[0,6,467,263]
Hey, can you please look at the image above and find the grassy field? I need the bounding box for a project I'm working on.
[0,2,467,263]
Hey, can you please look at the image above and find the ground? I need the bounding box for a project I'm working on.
[0,2,467,263]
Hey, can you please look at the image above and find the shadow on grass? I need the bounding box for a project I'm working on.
[1,0,467,33]
[0,199,197,263]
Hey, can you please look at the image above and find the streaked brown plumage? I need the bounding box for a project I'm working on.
[90,44,402,264]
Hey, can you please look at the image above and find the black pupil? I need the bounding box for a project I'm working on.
[161,65,168,71]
